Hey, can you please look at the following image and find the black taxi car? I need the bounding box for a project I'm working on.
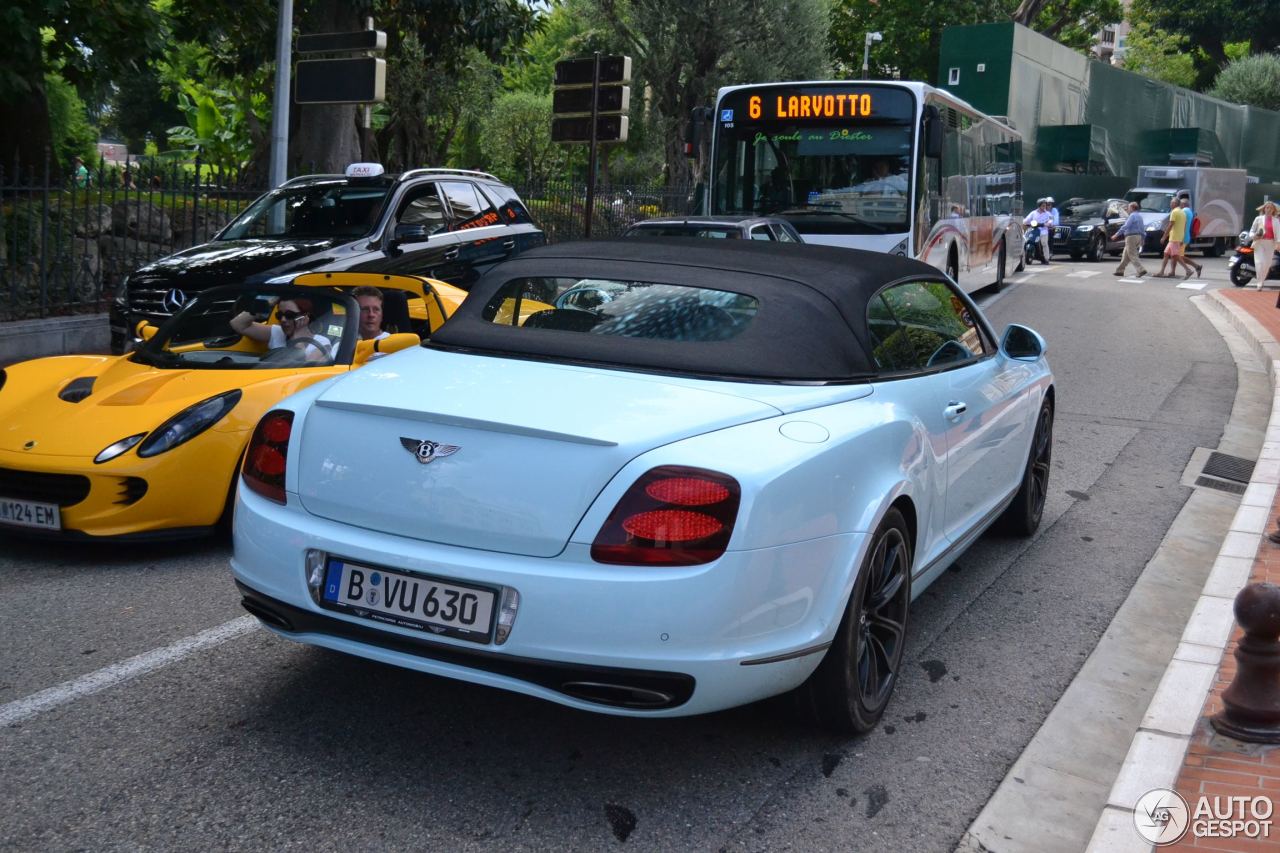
[111,164,544,352]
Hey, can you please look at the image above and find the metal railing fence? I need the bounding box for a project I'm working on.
[0,151,693,323]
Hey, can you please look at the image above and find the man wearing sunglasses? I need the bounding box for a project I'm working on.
[230,296,332,362]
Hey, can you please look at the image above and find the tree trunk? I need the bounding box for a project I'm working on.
[0,82,55,181]
[288,0,364,174]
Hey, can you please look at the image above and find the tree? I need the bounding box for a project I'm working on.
[44,74,98,170]
[481,91,562,182]
[1118,22,1198,89]
[1130,0,1270,90]
[1212,53,1280,111]
[588,0,831,186]
[0,0,163,175]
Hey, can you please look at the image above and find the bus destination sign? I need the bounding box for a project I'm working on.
[719,87,910,125]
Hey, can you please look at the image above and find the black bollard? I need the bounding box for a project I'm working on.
[1211,582,1280,743]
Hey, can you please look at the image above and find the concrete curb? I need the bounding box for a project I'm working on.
[1082,290,1280,853]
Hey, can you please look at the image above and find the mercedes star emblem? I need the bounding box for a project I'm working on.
[400,438,461,465]
[162,288,188,313]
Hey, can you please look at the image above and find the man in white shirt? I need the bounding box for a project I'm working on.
[352,285,393,360]
[1023,199,1054,265]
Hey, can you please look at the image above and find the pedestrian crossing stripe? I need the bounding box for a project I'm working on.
[1176,280,1209,290]
[1067,271,1099,278]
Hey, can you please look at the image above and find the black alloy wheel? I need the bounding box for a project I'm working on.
[999,398,1053,536]
[1230,265,1253,287]
[946,252,959,284]
[1088,234,1105,262]
[790,508,911,733]
[994,240,1006,291]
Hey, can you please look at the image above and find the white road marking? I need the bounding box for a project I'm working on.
[0,616,258,727]
[1177,280,1209,290]
[1067,270,1099,278]
[1118,278,1144,283]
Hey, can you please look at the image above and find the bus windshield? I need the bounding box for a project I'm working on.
[711,85,915,235]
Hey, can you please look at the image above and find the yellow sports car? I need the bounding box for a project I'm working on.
[0,272,464,541]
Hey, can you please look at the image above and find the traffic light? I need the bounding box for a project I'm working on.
[551,55,631,144]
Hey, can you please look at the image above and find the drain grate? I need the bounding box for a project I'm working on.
[1196,476,1248,495]
[1202,451,1256,484]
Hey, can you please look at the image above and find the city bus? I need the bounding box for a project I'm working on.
[708,81,1022,293]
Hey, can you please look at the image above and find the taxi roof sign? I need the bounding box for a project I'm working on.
[345,163,385,179]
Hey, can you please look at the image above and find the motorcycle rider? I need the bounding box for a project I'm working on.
[1023,198,1054,265]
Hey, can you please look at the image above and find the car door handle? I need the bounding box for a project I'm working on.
[944,401,968,421]
[442,248,459,261]
[501,239,515,251]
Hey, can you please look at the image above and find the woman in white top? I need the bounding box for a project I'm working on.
[230,296,332,361]
[1249,201,1280,290]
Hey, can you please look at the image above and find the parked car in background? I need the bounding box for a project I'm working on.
[1049,198,1127,261]
[1,273,465,541]
[231,240,1053,733]
[111,164,544,353]
[621,215,804,242]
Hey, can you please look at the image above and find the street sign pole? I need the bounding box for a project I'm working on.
[269,0,293,188]
[584,53,600,239]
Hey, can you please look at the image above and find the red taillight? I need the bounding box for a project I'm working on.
[591,466,741,566]
[242,410,293,504]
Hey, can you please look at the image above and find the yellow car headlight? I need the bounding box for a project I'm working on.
[137,390,242,459]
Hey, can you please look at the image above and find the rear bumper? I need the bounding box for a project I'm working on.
[231,485,870,717]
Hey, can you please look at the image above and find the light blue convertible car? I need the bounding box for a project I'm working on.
[231,240,1053,733]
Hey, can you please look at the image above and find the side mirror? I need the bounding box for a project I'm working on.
[392,223,431,246]
[923,105,943,160]
[354,332,421,364]
[135,320,158,342]
[1001,324,1046,360]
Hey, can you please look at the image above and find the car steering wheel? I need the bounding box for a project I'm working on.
[260,337,324,366]
[926,339,972,368]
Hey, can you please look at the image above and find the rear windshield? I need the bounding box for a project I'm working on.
[482,277,758,342]
[625,225,741,239]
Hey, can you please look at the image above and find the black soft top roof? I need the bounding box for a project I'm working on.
[430,240,944,381]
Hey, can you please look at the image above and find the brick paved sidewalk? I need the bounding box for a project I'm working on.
[1168,289,1280,851]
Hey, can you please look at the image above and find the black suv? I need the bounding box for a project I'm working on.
[1048,198,1127,261]
[111,165,544,352]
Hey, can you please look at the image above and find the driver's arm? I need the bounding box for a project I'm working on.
[230,311,273,343]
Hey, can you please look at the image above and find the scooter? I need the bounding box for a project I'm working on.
[1024,225,1045,266]
[1229,232,1280,286]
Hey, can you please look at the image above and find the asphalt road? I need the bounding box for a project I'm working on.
[0,258,1243,851]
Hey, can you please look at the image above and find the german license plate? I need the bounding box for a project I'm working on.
[320,557,495,643]
[0,498,61,530]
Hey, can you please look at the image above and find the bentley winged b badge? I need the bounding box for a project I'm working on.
[400,437,461,465]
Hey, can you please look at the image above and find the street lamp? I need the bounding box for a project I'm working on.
[862,31,883,79]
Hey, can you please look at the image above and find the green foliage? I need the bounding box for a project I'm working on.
[44,73,98,168]
[481,91,563,182]
[503,2,589,93]
[1131,0,1270,90]
[2,0,165,99]
[166,81,267,172]
[1212,53,1280,111]
[1119,22,1198,89]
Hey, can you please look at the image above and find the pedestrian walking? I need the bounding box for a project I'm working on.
[1249,200,1280,290]
[1113,201,1148,278]
[1178,197,1203,280]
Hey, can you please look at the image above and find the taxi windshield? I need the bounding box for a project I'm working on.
[220,182,391,240]
[131,286,354,370]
